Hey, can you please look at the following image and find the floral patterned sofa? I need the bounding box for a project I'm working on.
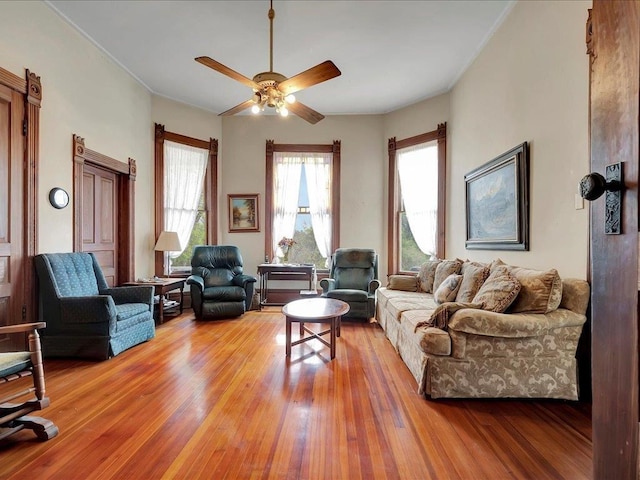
[375,259,590,400]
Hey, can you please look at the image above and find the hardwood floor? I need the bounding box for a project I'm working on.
[0,309,592,479]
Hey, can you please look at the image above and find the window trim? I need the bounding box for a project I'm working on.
[388,123,446,275]
[154,123,218,277]
[265,140,341,270]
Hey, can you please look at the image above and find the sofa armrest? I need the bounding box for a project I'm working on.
[368,279,381,295]
[102,285,153,306]
[186,275,205,292]
[447,308,587,338]
[59,296,117,324]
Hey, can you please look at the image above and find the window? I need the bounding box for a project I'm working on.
[154,124,218,276]
[388,123,446,274]
[265,141,341,270]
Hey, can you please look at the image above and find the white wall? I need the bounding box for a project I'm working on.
[221,114,385,278]
[0,0,591,283]
[383,0,590,280]
[448,0,590,278]
[0,1,153,276]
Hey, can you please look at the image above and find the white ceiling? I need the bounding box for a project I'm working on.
[46,0,514,117]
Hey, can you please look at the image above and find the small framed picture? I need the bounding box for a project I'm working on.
[228,194,260,232]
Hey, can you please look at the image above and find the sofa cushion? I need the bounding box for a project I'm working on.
[434,274,463,304]
[400,309,451,356]
[386,295,438,321]
[494,260,563,313]
[326,289,368,302]
[418,260,441,293]
[433,259,463,291]
[456,261,490,303]
[472,266,521,313]
[387,274,419,292]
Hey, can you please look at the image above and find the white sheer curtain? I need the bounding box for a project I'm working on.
[272,153,302,258]
[164,140,208,258]
[397,142,438,257]
[304,153,332,266]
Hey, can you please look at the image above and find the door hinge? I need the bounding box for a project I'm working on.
[23,119,27,136]
[22,305,27,320]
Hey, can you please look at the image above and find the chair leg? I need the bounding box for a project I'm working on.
[14,415,59,441]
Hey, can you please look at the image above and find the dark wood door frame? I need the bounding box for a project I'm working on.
[588,1,640,477]
[72,134,136,283]
[0,67,41,325]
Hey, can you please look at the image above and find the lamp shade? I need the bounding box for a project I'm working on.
[154,231,183,252]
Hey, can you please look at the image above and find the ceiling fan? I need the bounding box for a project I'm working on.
[195,0,341,124]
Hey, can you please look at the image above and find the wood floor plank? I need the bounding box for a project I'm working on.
[0,310,592,479]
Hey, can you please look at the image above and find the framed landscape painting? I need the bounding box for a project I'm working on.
[465,142,529,250]
[228,194,260,232]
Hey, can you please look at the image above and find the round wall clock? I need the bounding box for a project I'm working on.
[49,187,70,209]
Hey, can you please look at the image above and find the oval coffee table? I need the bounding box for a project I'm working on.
[282,298,350,360]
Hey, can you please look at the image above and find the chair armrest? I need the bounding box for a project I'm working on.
[187,275,204,292]
[320,278,336,294]
[368,279,381,295]
[0,322,46,334]
[102,286,153,305]
[59,296,117,324]
[233,274,257,289]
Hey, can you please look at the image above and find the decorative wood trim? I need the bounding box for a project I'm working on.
[154,123,218,276]
[26,70,42,107]
[72,134,135,283]
[0,66,27,94]
[436,123,447,257]
[24,69,41,324]
[387,123,447,274]
[586,8,594,62]
[264,140,340,263]
[265,140,275,259]
[387,137,398,276]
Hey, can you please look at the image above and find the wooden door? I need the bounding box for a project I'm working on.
[589,1,640,477]
[0,84,25,349]
[81,162,119,286]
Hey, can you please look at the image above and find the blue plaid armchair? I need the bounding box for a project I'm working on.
[34,252,155,360]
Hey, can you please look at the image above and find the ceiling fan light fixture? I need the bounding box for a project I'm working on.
[196,0,341,124]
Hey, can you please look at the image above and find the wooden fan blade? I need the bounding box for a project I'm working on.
[219,99,255,117]
[287,101,325,124]
[195,56,261,90]
[278,60,341,96]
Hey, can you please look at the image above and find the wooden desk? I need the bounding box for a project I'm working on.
[124,278,185,324]
[282,298,350,360]
[257,263,315,307]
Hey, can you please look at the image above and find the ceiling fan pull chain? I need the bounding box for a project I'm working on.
[269,1,275,73]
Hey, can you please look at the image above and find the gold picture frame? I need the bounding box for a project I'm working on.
[228,194,260,232]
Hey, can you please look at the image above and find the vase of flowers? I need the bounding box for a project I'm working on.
[278,237,296,264]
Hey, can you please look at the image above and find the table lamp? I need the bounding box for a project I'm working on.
[154,231,183,276]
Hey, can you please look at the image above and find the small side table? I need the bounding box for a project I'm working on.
[124,278,185,324]
[282,298,350,360]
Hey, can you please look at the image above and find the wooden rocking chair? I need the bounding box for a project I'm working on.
[0,322,58,442]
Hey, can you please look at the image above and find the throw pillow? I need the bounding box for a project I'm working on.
[417,260,441,293]
[456,261,490,303]
[433,259,463,291]
[387,274,419,292]
[505,265,563,313]
[472,266,521,313]
[434,274,463,304]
